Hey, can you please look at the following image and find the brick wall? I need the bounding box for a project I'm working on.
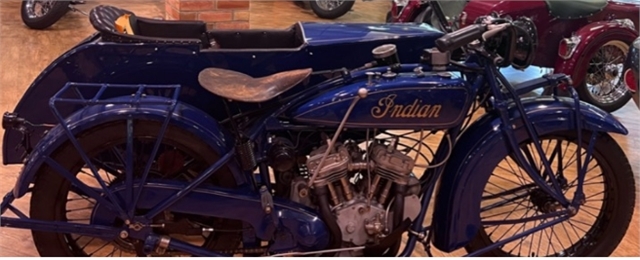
[165,0,250,29]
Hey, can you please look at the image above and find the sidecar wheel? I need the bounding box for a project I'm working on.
[465,131,635,256]
[310,0,355,19]
[21,0,71,30]
[577,40,632,113]
[29,120,241,256]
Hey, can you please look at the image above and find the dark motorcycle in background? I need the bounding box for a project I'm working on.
[21,0,86,29]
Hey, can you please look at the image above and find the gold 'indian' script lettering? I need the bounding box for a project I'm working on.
[371,94,442,119]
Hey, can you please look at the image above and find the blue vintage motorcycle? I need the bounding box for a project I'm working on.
[0,6,636,257]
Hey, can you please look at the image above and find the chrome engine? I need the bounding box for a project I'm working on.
[291,140,421,252]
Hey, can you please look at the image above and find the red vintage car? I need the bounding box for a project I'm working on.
[388,0,640,112]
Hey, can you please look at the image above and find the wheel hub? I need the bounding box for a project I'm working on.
[25,0,55,18]
[529,189,562,214]
[585,41,630,105]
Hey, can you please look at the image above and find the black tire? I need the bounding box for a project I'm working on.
[310,0,355,19]
[575,39,633,113]
[29,120,241,256]
[21,0,71,30]
[465,131,635,256]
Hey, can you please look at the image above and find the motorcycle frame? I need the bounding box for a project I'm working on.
[0,51,627,255]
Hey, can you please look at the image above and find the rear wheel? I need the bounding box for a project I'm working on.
[30,120,242,256]
[465,131,635,256]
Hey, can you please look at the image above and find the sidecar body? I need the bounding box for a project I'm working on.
[2,5,443,165]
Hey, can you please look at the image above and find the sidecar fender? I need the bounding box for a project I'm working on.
[431,96,627,252]
[554,20,638,84]
[12,96,236,198]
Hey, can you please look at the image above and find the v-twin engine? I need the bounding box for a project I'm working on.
[295,141,421,252]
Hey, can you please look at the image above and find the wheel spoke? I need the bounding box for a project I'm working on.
[475,133,615,257]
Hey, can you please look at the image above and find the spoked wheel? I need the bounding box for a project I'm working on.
[21,0,71,29]
[310,0,355,19]
[465,131,635,256]
[578,40,632,112]
[29,120,243,256]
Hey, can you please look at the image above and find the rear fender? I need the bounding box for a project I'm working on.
[431,96,627,252]
[12,96,240,198]
[554,20,638,85]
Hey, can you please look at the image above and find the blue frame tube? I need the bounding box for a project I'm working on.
[1,216,120,239]
[465,215,571,257]
[484,65,569,205]
[143,149,235,219]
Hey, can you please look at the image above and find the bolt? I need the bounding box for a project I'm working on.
[119,230,129,239]
[346,224,356,233]
[299,189,308,198]
[131,223,144,231]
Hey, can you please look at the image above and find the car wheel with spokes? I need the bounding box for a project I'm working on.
[310,0,355,19]
[578,40,632,113]
[20,0,71,30]
[29,120,244,256]
[465,131,635,256]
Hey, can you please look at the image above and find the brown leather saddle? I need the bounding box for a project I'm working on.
[198,68,312,103]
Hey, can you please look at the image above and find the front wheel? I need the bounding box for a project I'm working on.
[310,0,355,19]
[466,131,635,256]
[21,0,71,29]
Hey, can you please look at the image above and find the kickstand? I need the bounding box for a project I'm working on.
[71,7,89,16]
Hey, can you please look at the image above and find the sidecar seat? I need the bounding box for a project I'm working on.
[544,0,607,19]
[89,5,211,47]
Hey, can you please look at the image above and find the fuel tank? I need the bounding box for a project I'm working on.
[290,71,471,129]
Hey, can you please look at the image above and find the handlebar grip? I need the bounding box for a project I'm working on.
[435,24,488,52]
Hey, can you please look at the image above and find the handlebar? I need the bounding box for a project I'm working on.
[435,22,512,53]
[435,24,487,52]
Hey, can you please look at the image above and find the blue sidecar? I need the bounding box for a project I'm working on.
[2,5,443,165]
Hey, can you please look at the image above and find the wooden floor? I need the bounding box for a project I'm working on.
[0,0,638,257]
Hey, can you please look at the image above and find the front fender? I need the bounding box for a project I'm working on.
[12,96,238,198]
[431,96,627,252]
[554,20,638,84]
